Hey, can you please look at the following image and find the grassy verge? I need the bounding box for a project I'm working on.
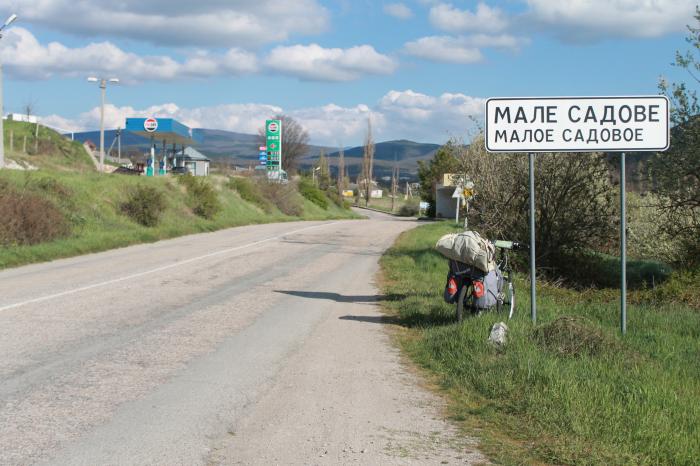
[0,170,360,270]
[357,196,420,216]
[379,221,700,465]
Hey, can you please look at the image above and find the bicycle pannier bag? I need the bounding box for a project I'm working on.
[443,272,459,304]
[435,231,496,272]
[472,268,503,309]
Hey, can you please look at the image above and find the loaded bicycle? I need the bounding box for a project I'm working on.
[438,232,527,322]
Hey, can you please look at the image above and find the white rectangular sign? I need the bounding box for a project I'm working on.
[485,96,669,153]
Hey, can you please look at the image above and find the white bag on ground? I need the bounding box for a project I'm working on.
[435,231,496,272]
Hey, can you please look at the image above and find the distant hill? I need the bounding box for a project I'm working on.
[327,139,440,162]
[70,129,438,179]
[315,140,439,179]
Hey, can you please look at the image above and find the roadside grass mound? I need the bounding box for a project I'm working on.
[0,171,359,270]
[2,120,95,172]
[533,315,616,357]
[380,221,700,465]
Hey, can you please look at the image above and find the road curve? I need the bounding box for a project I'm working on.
[0,210,486,465]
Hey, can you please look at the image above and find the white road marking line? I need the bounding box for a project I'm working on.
[0,222,340,313]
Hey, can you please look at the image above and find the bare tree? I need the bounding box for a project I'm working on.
[317,149,331,190]
[391,163,399,213]
[258,115,309,174]
[23,100,35,120]
[337,146,345,200]
[361,118,375,207]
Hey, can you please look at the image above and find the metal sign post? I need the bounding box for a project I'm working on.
[485,96,669,333]
[452,187,463,225]
[529,152,537,324]
[620,152,627,334]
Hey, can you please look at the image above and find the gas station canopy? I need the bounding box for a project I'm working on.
[125,117,198,145]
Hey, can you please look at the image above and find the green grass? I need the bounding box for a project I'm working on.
[358,195,412,214]
[379,222,700,465]
[0,170,359,270]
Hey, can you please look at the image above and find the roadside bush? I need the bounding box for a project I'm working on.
[259,181,303,216]
[626,192,684,262]
[178,175,222,219]
[398,202,420,217]
[228,177,273,213]
[0,181,69,245]
[121,184,167,227]
[298,178,329,209]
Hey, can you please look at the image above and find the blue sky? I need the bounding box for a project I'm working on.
[0,1,696,146]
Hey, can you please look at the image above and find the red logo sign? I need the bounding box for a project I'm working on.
[268,122,279,133]
[144,118,158,132]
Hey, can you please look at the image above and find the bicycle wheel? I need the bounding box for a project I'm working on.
[456,285,470,323]
[506,281,515,319]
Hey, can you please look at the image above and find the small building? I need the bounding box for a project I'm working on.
[435,184,459,218]
[178,147,210,176]
[8,113,38,124]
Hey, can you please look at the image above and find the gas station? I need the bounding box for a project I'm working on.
[125,117,202,176]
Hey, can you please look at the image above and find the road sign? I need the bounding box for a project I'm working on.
[451,187,463,199]
[485,96,669,153]
[144,117,158,132]
[259,146,267,151]
[266,119,282,173]
[485,95,671,334]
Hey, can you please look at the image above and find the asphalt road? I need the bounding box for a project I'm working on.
[0,210,486,465]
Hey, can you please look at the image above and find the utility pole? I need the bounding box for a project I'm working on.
[0,14,19,169]
[87,76,119,172]
[391,165,399,213]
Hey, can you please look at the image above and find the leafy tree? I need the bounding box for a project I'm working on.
[654,7,700,265]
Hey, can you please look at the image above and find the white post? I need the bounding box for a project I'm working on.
[455,195,460,225]
[99,79,106,172]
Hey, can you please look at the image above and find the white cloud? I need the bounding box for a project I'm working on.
[42,90,485,145]
[525,0,697,41]
[0,27,257,82]
[15,0,329,47]
[289,104,382,145]
[429,2,508,33]
[404,34,525,64]
[404,36,482,64]
[384,3,414,20]
[264,44,398,81]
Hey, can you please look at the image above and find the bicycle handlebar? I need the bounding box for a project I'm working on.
[493,240,529,251]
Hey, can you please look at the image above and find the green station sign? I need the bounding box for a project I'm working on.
[265,119,282,172]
